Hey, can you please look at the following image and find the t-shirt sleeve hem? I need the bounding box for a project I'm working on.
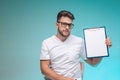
[40,58,51,60]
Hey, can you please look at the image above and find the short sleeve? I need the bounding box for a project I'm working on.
[40,41,50,60]
[80,40,87,60]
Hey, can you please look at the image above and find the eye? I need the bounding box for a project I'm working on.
[62,23,68,26]
[68,24,72,27]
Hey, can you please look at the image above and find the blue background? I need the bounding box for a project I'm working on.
[0,0,120,80]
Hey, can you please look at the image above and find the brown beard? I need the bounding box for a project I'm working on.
[58,27,70,37]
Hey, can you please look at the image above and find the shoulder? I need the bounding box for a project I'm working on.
[42,35,55,45]
[68,35,85,47]
[70,35,84,41]
[43,35,54,41]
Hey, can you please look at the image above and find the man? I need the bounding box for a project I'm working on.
[40,10,112,80]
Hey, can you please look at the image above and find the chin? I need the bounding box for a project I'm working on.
[63,34,70,37]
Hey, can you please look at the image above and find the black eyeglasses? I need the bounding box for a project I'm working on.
[57,21,74,29]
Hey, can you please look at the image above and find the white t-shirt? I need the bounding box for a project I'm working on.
[40,35,86,79]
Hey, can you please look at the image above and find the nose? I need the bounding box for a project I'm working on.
[66,25,69,29]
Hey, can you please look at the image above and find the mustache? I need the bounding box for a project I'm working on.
[64,29,70,32]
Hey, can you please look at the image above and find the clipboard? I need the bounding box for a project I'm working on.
[83,26,109,58]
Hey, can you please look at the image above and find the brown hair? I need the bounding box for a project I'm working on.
[57,10,75,22]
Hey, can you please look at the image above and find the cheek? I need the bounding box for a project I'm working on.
[58,26,63,31]
[58,27,62,32]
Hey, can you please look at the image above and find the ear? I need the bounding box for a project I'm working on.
[56,22,59,29]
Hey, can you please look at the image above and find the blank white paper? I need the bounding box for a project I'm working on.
[83,27,109,58]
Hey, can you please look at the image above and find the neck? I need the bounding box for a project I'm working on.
[56,33,68,42]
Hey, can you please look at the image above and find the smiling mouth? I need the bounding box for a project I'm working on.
[64,30,69,33]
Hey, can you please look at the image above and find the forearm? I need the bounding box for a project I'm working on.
[85,58,102,66]
[91,58,102,65]
[40,60,72,80]
[41,66,65,80]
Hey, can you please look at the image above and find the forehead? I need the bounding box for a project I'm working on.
[59,16,72,23]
